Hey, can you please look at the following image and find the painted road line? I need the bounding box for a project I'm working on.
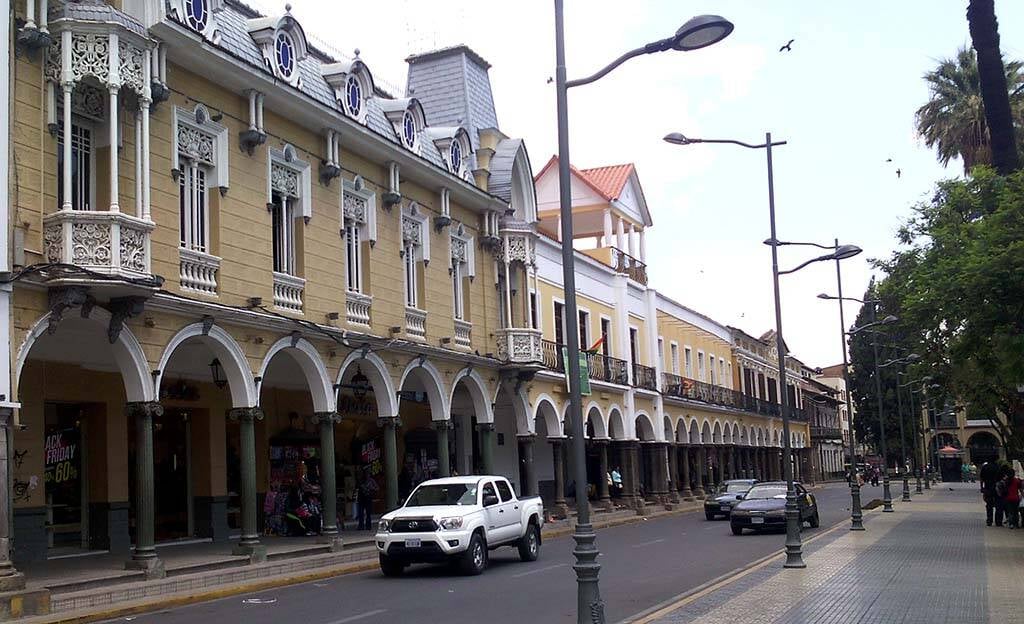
[325,609,386,624]
[509,563,568,578]
[632,538,667,548]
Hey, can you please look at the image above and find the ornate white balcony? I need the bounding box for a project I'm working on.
[405,307,427,340]
[496,328,544,364]
[178,248,220,296]
[454,319,472,349]
[273,272,305,313]
[346,291,372,327]
[43,210,155,280]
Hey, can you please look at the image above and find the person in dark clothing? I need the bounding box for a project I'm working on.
[980,461,1002,526]
[357,468,378,531]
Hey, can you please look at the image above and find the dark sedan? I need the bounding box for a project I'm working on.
[729,481,819,535]
[704,479,757,520]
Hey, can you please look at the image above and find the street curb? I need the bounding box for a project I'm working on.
[619,500,888,624]
[21,502,705,624]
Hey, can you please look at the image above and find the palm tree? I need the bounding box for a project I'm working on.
[967,0,1019,174]
[914,46,1024,174]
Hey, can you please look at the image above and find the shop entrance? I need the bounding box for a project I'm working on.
[43,403,89,552]
[130,408,193,542]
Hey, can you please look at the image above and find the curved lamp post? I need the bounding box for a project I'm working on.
[880,354,920,502]
[665,133,862,568]
[554,7,732,621]
[899,374,934,494]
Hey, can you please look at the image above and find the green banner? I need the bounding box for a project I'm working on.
[562,347,591,396]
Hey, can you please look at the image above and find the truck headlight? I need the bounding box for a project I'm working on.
[439,517,464,530]
[377,519,391,533]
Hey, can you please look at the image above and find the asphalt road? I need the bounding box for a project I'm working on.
[106,483,865,624]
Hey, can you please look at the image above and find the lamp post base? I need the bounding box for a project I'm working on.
[882,476,894,512]
[901,475,911,501]
[915,471,923,494]
[572,523,605,624]
[849,482,865,531]
[783,489,806,568]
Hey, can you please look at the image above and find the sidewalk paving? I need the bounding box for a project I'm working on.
[637,482,1024,624]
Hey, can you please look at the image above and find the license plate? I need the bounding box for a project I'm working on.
[721,504,730,510]
[751,516,764,525]
[404,539,422,548]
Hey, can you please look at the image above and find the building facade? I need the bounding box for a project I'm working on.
[0,0,817,596]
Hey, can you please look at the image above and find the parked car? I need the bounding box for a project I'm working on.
[375,476,544,576]
[704,479,757,520]
[729,481,819,535]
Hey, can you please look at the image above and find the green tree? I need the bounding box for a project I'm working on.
[875,168,1024,459]
[967,0,1019,173]
[914,46,1024,174]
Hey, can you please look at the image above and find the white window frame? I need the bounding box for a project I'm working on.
[720,360,728,389]
[345,220,362,293]
[267,144,311,220]
[600,315,613,357]
[450,226,474,321]
[553,299,566,345]
[271,191,295,275]
[657,337,665,369]
[578,308,591,350]
[709,354,717,385]
[172,104,229,191]
[178,158,210,252]
[342,176,376,294]
[697,350,706,382]
[629,326,640,365]
[56,119,97,212]
[670,341,680,375]
[684,346,693,378]
[404,240,418,308]
[401,202,430,310]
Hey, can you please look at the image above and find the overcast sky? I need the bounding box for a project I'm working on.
[254,0,1023,368]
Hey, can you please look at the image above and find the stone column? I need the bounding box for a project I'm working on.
[380,417,400,510]
[680,445,693,500]
[517,434,538,497]
[0,408,24,590]
[550,438,568,517]
[313,412,342,550]
[668,444,680,503]
[124,401,165,577]
[651,444,667,503]
[726,445,735,480]
[229,407,265,561]
[596,439,611,508]
[476,422,495,475]
[709,446,719,489]
[693,447,706,498]
[433,420,452,477]
[626,442,644,513]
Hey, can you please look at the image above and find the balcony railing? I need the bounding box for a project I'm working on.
[345,291,372,326]
[661,372,808,422]
[43,209,155,280]
[272,272,305,312]
[632,363,657,390]
[453,319,472,349]
[540,341,629,385]
[497,328,544,364]
[810,426,843,439]
[405,307,427,340]
[610,247,648,285]
[179,247,220,296]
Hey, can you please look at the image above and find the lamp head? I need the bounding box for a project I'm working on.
[905,353,921,362]
[832,244,863,260]
[817,293,834,300]
[881,315,899,325]
[663,132,693,145]
[671,15,734,51]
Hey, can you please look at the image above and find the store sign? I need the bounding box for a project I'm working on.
[44,429,79,484]
[361,440,383,475]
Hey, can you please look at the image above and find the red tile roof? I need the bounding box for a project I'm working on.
[578,164,635,201]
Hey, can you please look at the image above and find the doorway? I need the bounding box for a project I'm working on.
[43,403,89,552]
[130,408,193,542]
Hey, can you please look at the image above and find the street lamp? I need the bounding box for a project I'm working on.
[899,374,933,494]
[880,354,920,502]
[554,7,732,620]
[664,136,862,568]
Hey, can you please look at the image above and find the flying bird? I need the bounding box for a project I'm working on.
[779,39,794,52]
[885,158,893,162]
[896,168,902,178]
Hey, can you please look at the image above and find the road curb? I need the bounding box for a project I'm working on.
[22,502,704,624]
[619,502,886,624]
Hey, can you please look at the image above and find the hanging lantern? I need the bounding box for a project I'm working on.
[351,366,370,399]
[209,358,227,389]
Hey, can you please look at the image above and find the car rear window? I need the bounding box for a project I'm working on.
[744,485,787,500]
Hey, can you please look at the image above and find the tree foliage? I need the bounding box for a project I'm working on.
[869,168,1024,459]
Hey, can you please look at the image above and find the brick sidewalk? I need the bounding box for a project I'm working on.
[638,483,1024,624]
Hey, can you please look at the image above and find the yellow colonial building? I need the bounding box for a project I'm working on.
[0,0,814,605]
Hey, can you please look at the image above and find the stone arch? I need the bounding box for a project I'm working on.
[608,406,627,440]
[156,322,256,408]
[688,419,700,444]
[712,420,723,444]
[738,424,748,445]
[583,401,608,439]
[450,367,494,423]
[15,309,154,403]
[496,381,531,435]
[967,431,1001,464]
[398,357,451,420]
[256,336,334,413]
[663,415,673,443]
[675,417,688,443]
[701,420,712,444]
[534,395,561,437]
[635,412,656,441]
[335,349,398,418]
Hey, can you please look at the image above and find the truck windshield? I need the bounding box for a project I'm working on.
[406,483,478,507]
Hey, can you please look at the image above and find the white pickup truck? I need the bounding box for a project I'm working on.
[375,475,544,576]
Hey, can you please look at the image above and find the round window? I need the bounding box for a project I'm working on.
[402,110,417,148]
[185,0,209,32]
[345,75,363,118]
[275,32,296,78]
[449,140,463,173]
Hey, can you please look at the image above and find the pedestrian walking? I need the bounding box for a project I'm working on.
[870,467,879,487]
[1003,469,1022,529]
[980,460,1001,526]
[611,466,623,498]
[356,467,378,531]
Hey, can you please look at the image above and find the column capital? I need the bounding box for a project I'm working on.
[311,411,342,425]
[0,406,14,429]
[475,422,496,433]
[125,401,163,419]
[377,416,402,429]
[431,419,453,432]
[516,433,538,442]
[229,406,264,423]
[589,437,611,447]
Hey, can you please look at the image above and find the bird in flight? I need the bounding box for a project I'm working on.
[779,39,794,52]
[885,158,893,162]
[896,168,902,178]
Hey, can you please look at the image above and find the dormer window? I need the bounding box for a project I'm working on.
[185,0,209,32]
[426,128,471,177]
[345,75,362,118]
[402,111,416,149]
[275,32,296,79]
[450,141,463,175]
[381,98,426,154]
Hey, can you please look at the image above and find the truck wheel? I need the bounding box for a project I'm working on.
[809,511,820,528]
[518,524,541,562]
[379,555,404,577]
[459,533,487,575]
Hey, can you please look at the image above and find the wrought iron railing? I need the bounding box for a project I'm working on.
[632,363,657,390]
[660,372,808,422]
[810,426,843,439]
[540,340,629,385]
[609,247,648,285]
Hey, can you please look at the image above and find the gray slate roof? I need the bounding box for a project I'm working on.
[488,138,525,202]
